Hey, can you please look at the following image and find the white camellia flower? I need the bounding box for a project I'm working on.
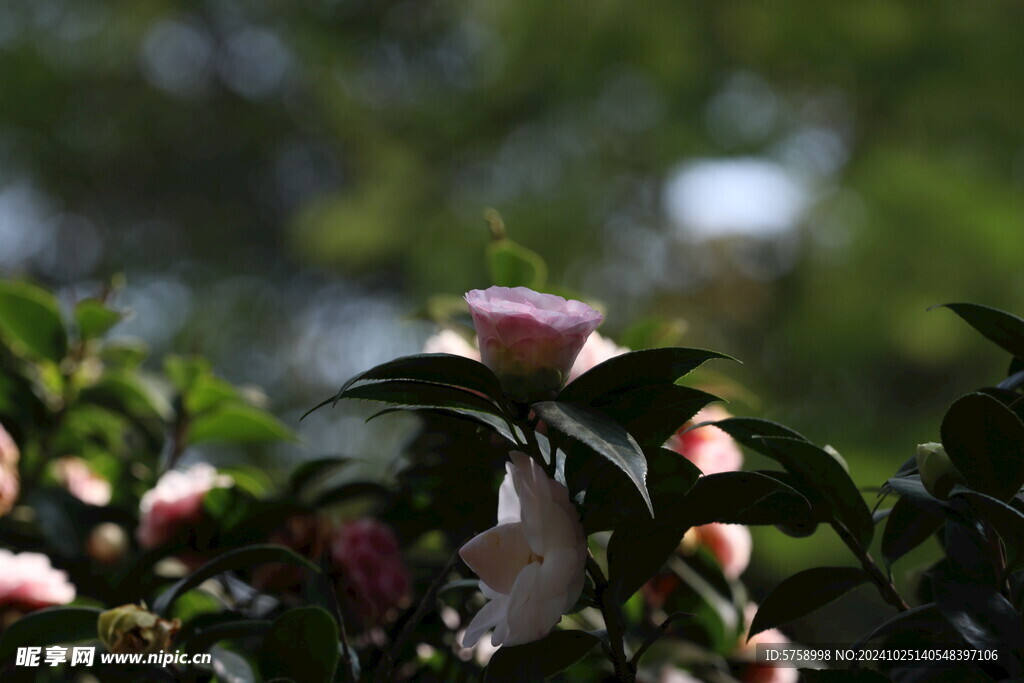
[459,451,587,648]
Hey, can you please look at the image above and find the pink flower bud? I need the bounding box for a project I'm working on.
[465,287,602,401]
[666,405,743,475]
[0,424,18,468]
[54,457,112,507]
[693,523,752,580]
[0,550,75,612]
[136,464,232,549]
[330,519,411,625]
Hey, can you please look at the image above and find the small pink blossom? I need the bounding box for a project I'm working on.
[330,518,411,624]
[465,286,602,401]
[0,549,76,611]
[666,405,743,475]
[690,523,752,580]
[567,332,629,383]
[54,457,112,506]
[137,464,232,548]
[423,329,481,362]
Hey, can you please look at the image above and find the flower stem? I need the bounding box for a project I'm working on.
[833,522,909,612]
[586,554,635,682]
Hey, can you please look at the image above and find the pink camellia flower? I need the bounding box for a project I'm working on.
[464,286,602,401]
[330,518,411,624]
[136,464,233,548]
[423,329,481,362]
[684,523,753,580]
[666,405,743,476]
[54,457,112,507]
[0,424,19,517]
[0,549,76,611]
[0,424,17,468]
[460,451,587,648]
[738,603,799,683]
[567,332,629,383]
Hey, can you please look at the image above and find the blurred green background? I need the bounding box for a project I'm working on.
[1,0,1022,643]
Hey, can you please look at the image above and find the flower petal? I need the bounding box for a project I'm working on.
[497,465,520,524]
[462,593,508,648]
[502,562,565,646]
[459,522,531,595]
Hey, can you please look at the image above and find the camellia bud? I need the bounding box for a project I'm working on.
[87,523,129,565]
[98,604,180,655]
[916,442,965,500]
[464,287,602,403]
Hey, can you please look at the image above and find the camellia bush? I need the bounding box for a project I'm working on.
[0,232,1023,682]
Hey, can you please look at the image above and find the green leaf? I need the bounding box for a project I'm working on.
[854,602,944,648]
[210,645,257,683]
[590,384,720,451]
[153,544,320,615]
[81,370,172,422]
[0,280,68,362]
[366,404,520,445]
[881,496,943,567]
[185,374,243,415]
[486,238,548,289]
[321,378,510,426]
[558,348,735,405]
[75,298,122,340]
[258,607,340,683]
[0,606,102,664]
[533,400,653,517]
[483,630,601,682]
[325,353,506,411]
[189,404,296,445]
[949,486,1024,570]
[940,392,1024,501]
[936,302,1024,361]
[164,355,212,395]
[712,420,874,547]
[288,457,356,496]
[749,567,870,638]
[186,620,273,655]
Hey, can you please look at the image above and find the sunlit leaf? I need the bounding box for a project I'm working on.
[0,280,67,362]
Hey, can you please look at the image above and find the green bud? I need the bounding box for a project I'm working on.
[98,604,180,655]
[916,442,965,500]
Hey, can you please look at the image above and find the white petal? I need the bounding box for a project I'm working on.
[503,562,565,646]
[459,523,531,595]
[497,465,520,524]
[461,594,508,648]
[534,547,586,601]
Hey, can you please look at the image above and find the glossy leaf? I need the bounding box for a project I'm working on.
[949,486,1024,570]
[75,298,122,340]
[185,620,273,655]
[589,384,720,451]
[258,607,340,683]
[940,392,1024,501]
[483,630,601,682]
[936,302,1024,361]
[749,567,869,638]
[210,645,257,683]
[153,544,319,615]
[189,404,296,445]
[559,347,734,405]
[0,280,67,362]
[0,606,102,664]
[881,496,943,567]
[533,400,653,516]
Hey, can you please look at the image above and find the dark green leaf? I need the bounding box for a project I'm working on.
[153,544,320,615]
[259,607,340,683]
[330,353,506,408]
[288,457,356,496]
[932,582,1024,656]
[185,374,242,415]
[312,481,392,509]
[164,355,212,395]
[366,405,520,445]
[533,400,653,516]
[0,606,102,664]
[185,620,273,654]
[949,486,1024,570]
[558,347,734,405]
[189,404,296,445]
[590,384,720,451]
[854,602,943,648]
[0,280,67,362]
[487,238,548,289]
[881,496,943,567]
[738,433,875,548]
[941,392,1024,501]
[749,567,869,638]
[483,630,601,682]
[936,302,1024,360]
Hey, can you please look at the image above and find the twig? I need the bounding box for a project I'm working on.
[630,611,690,668]
[586,554,635,682]
[833,522,909,612]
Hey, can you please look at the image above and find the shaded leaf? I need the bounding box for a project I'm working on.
[881,496,943,567]
[854,602,944,648]
[590,384,720,451]
[949,486,1024,570]
[483,630,601,682]
[185,620,273,654]
[936,302,1024,361]
[533,400,653,516]
[153,544,319,615]
[487,238,547,289]
[749,567,869,638]
[258,607,340,683]
[940,392,1024,501]
[210,645,257,683]
[0,606,102,664]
